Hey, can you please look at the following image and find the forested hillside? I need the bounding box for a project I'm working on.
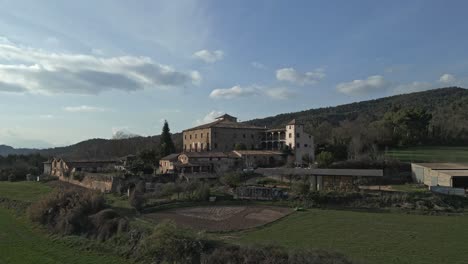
[1,134,182,160]
[247,87,468,152]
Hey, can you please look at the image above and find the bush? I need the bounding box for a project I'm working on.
[316,151,334,168]
[192,183,210,201]
[138,221,205,263]
[28,189,127,239]
[221,172,242,188]
[291,179,310,197]
[72,171,85,181]
[130,181,146,212]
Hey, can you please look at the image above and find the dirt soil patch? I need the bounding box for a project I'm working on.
[143,205,293,232]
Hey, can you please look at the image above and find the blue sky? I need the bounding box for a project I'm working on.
[1,0,468,148]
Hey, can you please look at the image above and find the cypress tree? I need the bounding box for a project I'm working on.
[159,120,176,157]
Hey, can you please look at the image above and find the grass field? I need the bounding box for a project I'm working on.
[0,182,130,264]
[385,146,468,163]
[0,181,52,202]
[237,209,468,264]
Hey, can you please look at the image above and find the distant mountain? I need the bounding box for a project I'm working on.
[1,134,183,160]
[0,145,38,156]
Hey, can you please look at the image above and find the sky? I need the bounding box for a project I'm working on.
[1,0,468,148]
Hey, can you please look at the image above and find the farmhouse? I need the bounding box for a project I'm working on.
[411,163,468,189]
[182,114,314,165]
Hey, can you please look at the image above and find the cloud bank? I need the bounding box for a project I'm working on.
[0,39,201,95]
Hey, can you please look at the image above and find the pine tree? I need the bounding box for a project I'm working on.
[159,120,176,157]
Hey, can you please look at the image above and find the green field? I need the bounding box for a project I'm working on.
[238,209,468,264]
[0,182,129,264]
[385,146,468,163]
[0,181,52,202]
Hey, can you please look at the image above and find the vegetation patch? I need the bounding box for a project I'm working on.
[28,189,128,240]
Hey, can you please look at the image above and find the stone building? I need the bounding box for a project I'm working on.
[182,114,314,165]
[159,154,179,174]
[183,114,266,152]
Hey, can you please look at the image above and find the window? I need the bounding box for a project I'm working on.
[296,133,300,138]
[214,132,217,138]
[201,143,204,150]
[190,134,192,139]
[207,132,209,138]
[195,134,197,139]
[289,133,292,138]
[243,134,246,138]
[201,133,203,138]
[206,143,210,150]
[195,143,198,151]
[184,135,186,140]
[214,143,218,149]
[304,144,308,147]
[296,143,300,148]
[251,134,254,139]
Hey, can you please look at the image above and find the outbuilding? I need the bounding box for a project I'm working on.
[411,163,468,188]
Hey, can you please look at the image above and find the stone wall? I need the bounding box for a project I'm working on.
[59,172,114,192]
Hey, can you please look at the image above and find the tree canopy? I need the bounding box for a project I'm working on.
[159,120,176,157]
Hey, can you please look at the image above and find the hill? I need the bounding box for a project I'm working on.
[0,145,38,156]
[246,87,468,147]
[0,134,182,160]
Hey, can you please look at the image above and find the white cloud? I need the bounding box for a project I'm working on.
[209,85,260,99]
[439,73,456,84]
[394,81,433,94]
[0,38,201,95]
[111,126,140,139]
[276,67,325,85]
[63,105,108,113]
[251,61,266,69]
[209,85,295,100]
[192,49,224,63]
[195,110,224,125]
[336,75,390,95]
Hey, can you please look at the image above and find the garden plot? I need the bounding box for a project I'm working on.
[144,205,292,232]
